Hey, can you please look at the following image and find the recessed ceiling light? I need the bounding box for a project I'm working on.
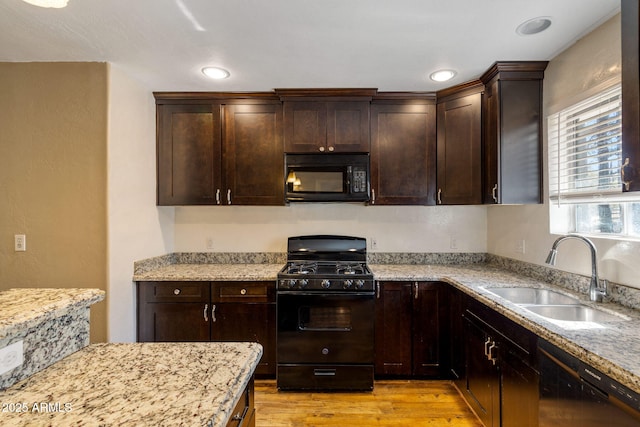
[516,17,552,36]
[429,69,457,82]
[22,0,68,7]
[202,67,230,79]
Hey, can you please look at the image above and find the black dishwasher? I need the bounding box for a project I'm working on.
[538,339,640,426]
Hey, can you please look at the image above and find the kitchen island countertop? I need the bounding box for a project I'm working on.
[0,342,262,427]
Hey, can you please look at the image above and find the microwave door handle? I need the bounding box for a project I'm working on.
[346,166,352,193]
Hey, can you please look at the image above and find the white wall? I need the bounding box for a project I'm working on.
[174,204,487,253]
[487,14,640,290]
[107,65,175,342]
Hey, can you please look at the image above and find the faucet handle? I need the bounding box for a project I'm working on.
[599,279,609,297]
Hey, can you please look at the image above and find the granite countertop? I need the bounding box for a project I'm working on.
[0,342,263,427]
[133,263,284,282]
[0,288,105,340]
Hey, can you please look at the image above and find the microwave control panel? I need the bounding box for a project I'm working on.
[351,167,368,193]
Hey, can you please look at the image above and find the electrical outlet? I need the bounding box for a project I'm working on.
[515,239,526,254]
[450,236,458,250]
[206,237,215,250]
[14,234,26,252]
[369,237,378,250]
[0,341,23,375]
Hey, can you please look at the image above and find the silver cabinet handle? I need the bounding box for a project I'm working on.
[319,146,325,152]
[212,304,217,322]
[376,281,380,299]
[216,189,221,205]
[240,288,247,295]
[484,338,492,358]
[437,188,442,205]
[371,189,376,205]
[414,282,419,299]
[227,189,232,205]
[492,184,498,203]
[328,146,334,152]
[488,342,497,365]
[203,304,208,322]
[174,288,181,295]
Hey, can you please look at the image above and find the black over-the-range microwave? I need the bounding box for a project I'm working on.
[284,154,370,202]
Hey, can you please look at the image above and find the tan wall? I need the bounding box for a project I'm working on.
[0,62,108,342]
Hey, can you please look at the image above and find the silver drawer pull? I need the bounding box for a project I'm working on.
[173,288,181,295]
[314,369,336,376]
[212,304,217,322]
[240,288,247,295]
[203,304,208,322]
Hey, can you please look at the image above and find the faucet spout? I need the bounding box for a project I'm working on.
[545,235,608,302]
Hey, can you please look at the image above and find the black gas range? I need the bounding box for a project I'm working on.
[276,235,375,391]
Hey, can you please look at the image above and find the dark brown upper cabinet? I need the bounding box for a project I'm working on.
[622,0,640,192]
[370,95,437,205]
[436,82,483,205]
[277,89,375,153]
[480,62,548,204]
[155,94,284,206]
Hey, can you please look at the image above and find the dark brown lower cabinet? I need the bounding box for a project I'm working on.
[226,378,255,427]
[137,281,276,377]
[374,281,448,378]
[462,297,539,427]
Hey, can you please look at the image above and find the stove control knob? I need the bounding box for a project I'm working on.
[343,279,353,289]
[321,279,331,289]
[288,279,297,288]
[355,279,365,289]
[299,279,309,288]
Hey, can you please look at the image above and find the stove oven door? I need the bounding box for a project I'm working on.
[277,291,375,390]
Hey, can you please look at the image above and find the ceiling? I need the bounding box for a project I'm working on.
[0,0,621,92]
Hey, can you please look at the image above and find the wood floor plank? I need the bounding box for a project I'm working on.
[254,380,483,426]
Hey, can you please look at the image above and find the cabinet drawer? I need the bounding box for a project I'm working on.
[139,281,210,303]
[213,282,275,303]
[226,379,254,427]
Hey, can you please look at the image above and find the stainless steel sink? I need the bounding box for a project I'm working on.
[486,287,580,305]
[524,305,625,323]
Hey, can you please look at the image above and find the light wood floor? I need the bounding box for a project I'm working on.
[254,380,482,426]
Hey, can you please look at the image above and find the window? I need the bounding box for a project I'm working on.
[548,83,640,239]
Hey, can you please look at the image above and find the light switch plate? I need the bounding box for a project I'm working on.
[0,340,24,375]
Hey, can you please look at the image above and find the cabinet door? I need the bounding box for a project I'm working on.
[283,101,327,153]
[500,346,538,427]
[370,103,437,205]
[374,281,413,376]
[327,101,370,152]
[137,281,211,342]
[138,303,211,342]
[449,286,465,389]
[622,0,640,192]
[212,302,276,377]
[224,104,284,205]
[157,103,223,205]
[481,63,546,205]
[412,282,448,377]
[436,93,482,205]
[463,314,500,427]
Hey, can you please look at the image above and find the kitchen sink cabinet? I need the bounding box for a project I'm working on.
[155,95,284,206]
[137,281,276,377]
[480,61,548,205]
[374,281,448,378]
[461,296,539,427]
[436,82,483,205]
[370,99,437,205]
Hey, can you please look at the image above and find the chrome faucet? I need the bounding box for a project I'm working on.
[545,235,608,302]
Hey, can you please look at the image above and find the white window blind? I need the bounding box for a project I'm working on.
[548,84,622,203]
